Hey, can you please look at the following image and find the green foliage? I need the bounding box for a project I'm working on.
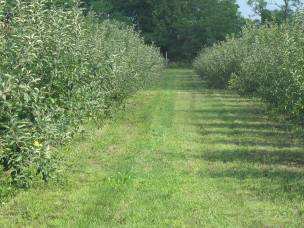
[194,13,304,124]
[82,0,244,62]
[193,37,242,89]
[247,0,304,23]
[0,0,163,187]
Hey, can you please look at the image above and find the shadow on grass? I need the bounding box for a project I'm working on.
[193,105,304,166]
[175,69,304,201]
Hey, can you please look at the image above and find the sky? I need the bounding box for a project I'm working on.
[237,0,284,18]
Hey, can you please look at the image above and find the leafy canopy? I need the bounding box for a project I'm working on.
[82,0,244,62]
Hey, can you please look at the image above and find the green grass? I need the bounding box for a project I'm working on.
[1,69,304,227]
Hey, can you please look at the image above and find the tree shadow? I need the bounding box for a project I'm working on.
[192,106,304,166]
[198,147,304,166]
[166,70,207,91]
[198,166,304,201]
[175,71,304,202]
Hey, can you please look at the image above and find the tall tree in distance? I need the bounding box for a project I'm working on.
[247,0,274,22]
[279,0,303,19]
[82,0,244,62]
[247,0,304,23]
[247,0,268,15]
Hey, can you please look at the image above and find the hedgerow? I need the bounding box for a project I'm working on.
[194,12,304,124]
[0,0,163,187]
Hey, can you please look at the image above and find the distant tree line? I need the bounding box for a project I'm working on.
[247,0,304,24]
[80,0,245,62]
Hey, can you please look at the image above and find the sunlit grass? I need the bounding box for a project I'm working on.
[0,69,303,226]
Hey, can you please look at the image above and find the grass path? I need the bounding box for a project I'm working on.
[1,69,304,226]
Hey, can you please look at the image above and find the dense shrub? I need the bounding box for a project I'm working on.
[193,37,241,89]
[194,13,304,124]
[0,0,163,187]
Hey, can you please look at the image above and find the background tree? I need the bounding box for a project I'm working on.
[279,0,303,19]
[247,0,268,16]
[247,0,304,23]
[81,0,244,62]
